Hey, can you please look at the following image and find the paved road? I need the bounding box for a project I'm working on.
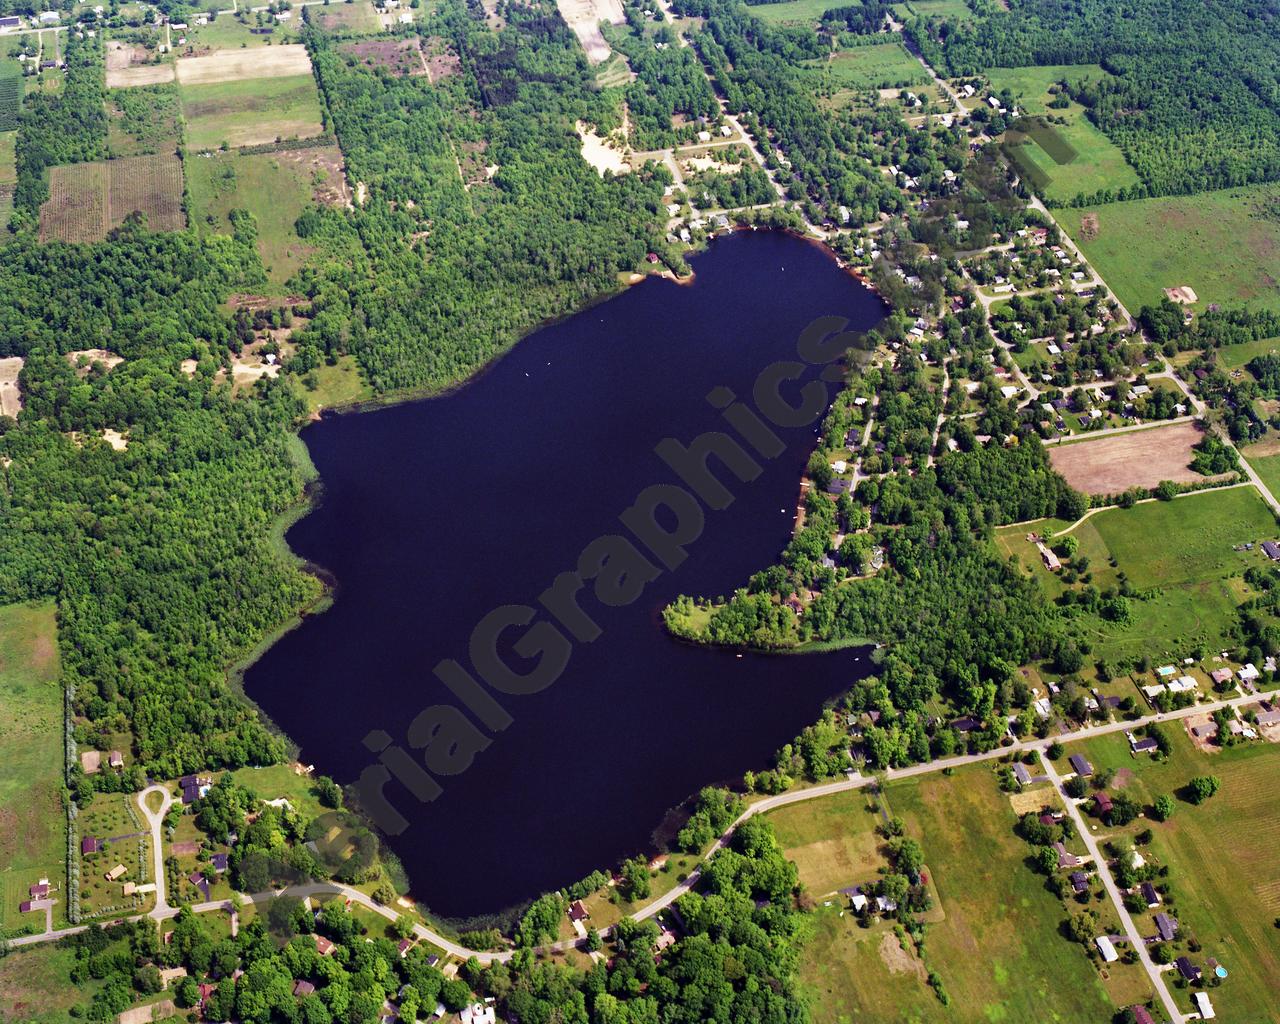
[1039,751,1185,1023]
[11,693,1270,975]
[138,785,174,918]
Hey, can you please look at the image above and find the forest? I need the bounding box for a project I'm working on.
[907,0,1280,198]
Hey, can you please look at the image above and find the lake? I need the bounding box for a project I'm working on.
[245,230,887,921]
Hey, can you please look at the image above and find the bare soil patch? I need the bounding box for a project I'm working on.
[423,37,462,82]
[1164,285,1198,304]
[340,37,427,77]
[1008,786,1057,816]
[878,931,928,981]
[556,0,625,64]
[176,44,312,85]
[1079,211,1099,241]
[65,349,124,376]
[0,355,23,418]
[1048,421,1208,495]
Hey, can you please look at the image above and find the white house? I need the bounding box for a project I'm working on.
[1194,991,1215,1019]
[1095,936,1118,963]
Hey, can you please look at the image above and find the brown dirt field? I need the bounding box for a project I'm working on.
[105,42,176,89]
[0,355,24,418]
[1079,211,1099,241]
[65,349,124,376]
[176,44,312,85]
[556,0,624,64]
[340,37,426,77]
[1048,421,1208,495]
[878,931,928,981]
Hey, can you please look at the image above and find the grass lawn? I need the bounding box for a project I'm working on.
[1243,449,1280,503]
[309,1,383,35]
[894,0,973,19]
[802,41,928,91]
[1006,489,1279,665]
[0,942,102,1022]
[0,602,65,937]
[749,0,851,25]
[796,763,1136,1023]
[186,148,317,289]
[180,74,324,151]
[76,792,153,921]
[1066,185,1280,315]
[181,15,304,49]
[1068,731,1280,1022]
[298,355,374,414]
[767,789,887,896]
[1213,335,1280,374]
[229,763,330,820]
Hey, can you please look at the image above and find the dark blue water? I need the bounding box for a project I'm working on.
[246,231,886,920]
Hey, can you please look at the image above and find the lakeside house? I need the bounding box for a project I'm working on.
[568,900,589,923]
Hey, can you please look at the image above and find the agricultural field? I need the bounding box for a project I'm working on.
[748,0,849,25]
[1067,185,1280,315]
[0,57,21,132]
[181,73,325,151]
[803,41,928,91]
[987,64,1140,205]
[0,602,64,937]
[1005,486,1278,665]
[1047,421,1208,495]
[104,36,173,88]
[39,154,185,243]
[0,128,15,223]
[186,145,345,287]
[797,764,1137,1022]
[1068,731,1280,1022]
[176,42,314,86]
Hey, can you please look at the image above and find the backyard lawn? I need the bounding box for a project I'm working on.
[1068,731,1280,1022]
[1067,185,1280,315]
[0,602,65,936]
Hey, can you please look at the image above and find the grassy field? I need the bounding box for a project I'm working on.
[1000,487,1278,666]
[1243,450,1280,504]
[986,65,1139,203]
[894,0,973,19]
[0,942,101,1022]
[309,1,383,35]
[186,148,319,288]
[299,355,374,413]
[0,129,15,183]
[804,41,928,91]
[179,14,304,50]
[767,789,887,896]
[181,74,324,151]
[797,763,1136,1022]
[0,603,64,937]
[1066,185,1280,315]
[1069,731,1280,1022]
[749,0,850,24]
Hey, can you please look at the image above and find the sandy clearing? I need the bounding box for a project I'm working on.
[102,429,129,451]
[106,63,176,88]
[576,122,629,176]
[556,0,625,64]
[0,356,23,419]
[1048,420,1209,495]
[176,44,312,85]
[1008,785,1057,816]
[878,931,927,981]
[65,349,124,375]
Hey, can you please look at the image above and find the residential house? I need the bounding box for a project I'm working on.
[1175,956,1201,982]
[1094,791,1113,816]
[1095,935,1119,962]
[1194,991,1215,1019]
[188,871,210,900]
[314,934,336,956]
[1263,541,1280,561]
[1255,702,1280,726]
[1129,1007,1156,1024]
[1069,871,1088,894]
[293,980,316,997]
[81,836,102,855]
[28,880,49,899]
[1128,733,1159,754]
[1013,762,1032,786]
[210,853,229,874]
[568,900,589,923]
[460,1002,497,1024]
[951,716,981,733]
[1154,912,1178,942]
[1237,663,1260,686]
[108,750,124,769]
[1210,667,1233,686]
[1141,882,1160,907]
[398,938,414,958]
[1069,754,1093,777]
[1053,842,1080,869]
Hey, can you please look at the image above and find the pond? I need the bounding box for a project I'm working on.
[245,230,887,921]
